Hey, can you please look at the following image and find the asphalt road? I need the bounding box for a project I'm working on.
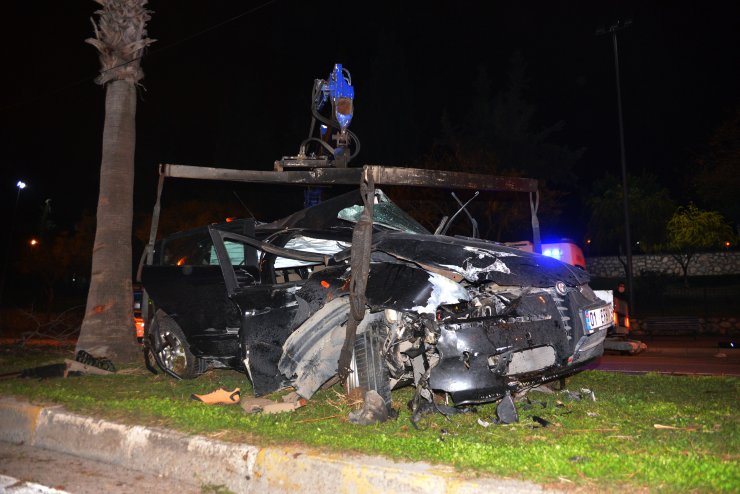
[590,343,740,376]
[0,442,201,494]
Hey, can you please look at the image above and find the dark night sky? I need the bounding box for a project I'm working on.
[2,1,739,246]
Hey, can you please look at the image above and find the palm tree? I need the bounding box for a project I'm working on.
[75,0,154,364]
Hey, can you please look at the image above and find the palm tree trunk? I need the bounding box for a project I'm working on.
[76,79,140,363]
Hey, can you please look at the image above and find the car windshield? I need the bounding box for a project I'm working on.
[337,189,429,234]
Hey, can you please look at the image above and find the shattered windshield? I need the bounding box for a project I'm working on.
[337,189,429,234]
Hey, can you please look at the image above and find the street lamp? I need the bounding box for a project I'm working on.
[0,180,29,312]
[597,19,637,316]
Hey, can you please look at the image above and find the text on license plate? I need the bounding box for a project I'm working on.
[584,306,613,333]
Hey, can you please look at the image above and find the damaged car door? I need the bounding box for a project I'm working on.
[207,225,350,396]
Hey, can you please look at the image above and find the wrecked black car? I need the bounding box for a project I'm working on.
[142,189,612,408]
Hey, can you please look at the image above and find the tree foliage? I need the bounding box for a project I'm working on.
[665,204,735,285]
[399,53,581,242]
[694,108,740,232]
[16,213,96,316]
[133,198,243,245]
[587,173,676,255]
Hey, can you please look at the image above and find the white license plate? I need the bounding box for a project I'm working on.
[584,305,613,333]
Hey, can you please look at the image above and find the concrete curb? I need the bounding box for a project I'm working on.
[0,397,561,494]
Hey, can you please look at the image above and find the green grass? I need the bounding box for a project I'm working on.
[1,345,738,493]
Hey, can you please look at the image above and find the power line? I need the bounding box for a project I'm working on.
[0,0,277,113]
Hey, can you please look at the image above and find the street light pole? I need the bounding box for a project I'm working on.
[0,180,27,315]
[598,19,636,316]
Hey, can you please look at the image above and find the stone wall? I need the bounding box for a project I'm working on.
[629,317,740,335]
[585,251,740,278]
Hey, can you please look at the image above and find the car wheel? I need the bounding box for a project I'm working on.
[151,311,206,379]
[348,320,392,406]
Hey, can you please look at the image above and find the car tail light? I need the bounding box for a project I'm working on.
[135,317,145,338]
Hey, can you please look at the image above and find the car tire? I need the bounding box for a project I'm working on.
[349,320,392,406]
[150,311,206,379]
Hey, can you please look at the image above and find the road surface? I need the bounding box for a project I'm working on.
[0,442,202,494]
[591,340,740,376]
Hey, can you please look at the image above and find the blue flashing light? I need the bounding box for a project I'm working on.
[328,64,354,131]
[543,248,562,260]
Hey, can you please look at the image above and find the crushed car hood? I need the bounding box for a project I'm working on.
[370,233,590,287]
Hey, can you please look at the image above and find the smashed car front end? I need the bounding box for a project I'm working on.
[426,284,609,405]
[361,233,612,405]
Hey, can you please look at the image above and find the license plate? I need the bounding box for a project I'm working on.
[584,305,613,333]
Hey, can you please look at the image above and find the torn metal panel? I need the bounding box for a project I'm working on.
[279,298,383,399]
[274,236,350,269]
[373,233,590,287]
[410,273,470,315]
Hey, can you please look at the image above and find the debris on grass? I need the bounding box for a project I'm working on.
[653,424,700,431]
[0,358,116,380]
[74,350,115,372]
[562,389,582,401]
[560,387,596,402]
[294,414,342,424]
[529,383,556,395]
[240,395,307,414]
[190,388,241,405]
[349,390,390,425]
[495,392,518,424]
[580,388,596,402]
[532,416,553,428]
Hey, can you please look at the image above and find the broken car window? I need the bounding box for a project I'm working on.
[210,240,246,266]
[337,189,429,234]
[160,232,213,266]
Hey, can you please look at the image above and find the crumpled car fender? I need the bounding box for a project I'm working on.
[364,262,470,314]
[279,297,382,399]
[372,233,590,287]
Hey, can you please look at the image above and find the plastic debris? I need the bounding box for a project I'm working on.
[495,392,519,424]
[20,363,68,379]
[580,388,596,402]
[190,388,241,405]
[75,350,116,372]
[562,389,582,401]
[409,398,474,427]
[477,417,491,428]
[349,390,390,425]
[263,400,306,414]
[532,416,552,428]
[239,395,307,414]
[568,455,589,463]
[529,384,556,394]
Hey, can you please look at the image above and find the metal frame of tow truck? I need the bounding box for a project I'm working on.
[138,163,541,382]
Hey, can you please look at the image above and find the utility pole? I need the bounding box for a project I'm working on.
[0,180,27,322]
[597,19,636,316]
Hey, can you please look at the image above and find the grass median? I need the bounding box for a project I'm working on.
[1,344,738,493]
